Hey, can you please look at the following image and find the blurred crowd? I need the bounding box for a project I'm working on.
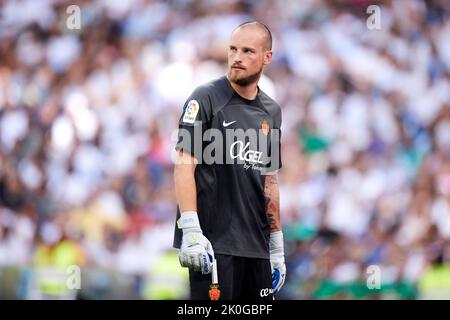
[1,0,450,299]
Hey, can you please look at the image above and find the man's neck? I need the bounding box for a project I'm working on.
[227,77,259,100]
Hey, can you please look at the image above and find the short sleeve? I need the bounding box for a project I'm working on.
[175,87,212,160]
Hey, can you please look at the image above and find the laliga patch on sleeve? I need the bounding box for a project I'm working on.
[182,100,200,124]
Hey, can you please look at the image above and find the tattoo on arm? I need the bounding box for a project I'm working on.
[264,174,281,232]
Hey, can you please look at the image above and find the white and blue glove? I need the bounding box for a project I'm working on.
[270,231,286,294]
[178,211,215,275]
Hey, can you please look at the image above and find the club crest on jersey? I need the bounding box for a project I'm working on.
[183,100,200,124]
[261,119,270,135]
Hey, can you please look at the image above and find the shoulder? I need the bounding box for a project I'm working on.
[191,76,233,107]
[191,76,231,100]
[258,89,282,126]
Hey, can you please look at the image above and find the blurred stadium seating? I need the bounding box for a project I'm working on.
[1,0,450,299]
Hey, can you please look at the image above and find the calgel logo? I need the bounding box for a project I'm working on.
[230,141,263,164]
[260,288,274,297]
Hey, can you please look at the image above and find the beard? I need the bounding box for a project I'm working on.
[228,67,262,86]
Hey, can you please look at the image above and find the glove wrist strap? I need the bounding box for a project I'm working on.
[177,211,202,233]
[270,231,284,254]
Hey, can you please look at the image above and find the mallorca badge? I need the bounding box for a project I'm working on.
[209,259,220,300]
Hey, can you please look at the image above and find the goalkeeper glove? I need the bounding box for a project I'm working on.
[177,211,214,274]
[270,231,286,293]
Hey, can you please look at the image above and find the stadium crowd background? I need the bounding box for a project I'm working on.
[1,0,450,299]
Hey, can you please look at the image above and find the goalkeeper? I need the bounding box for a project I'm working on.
[173,21,285,300]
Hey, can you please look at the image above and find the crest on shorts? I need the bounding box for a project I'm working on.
[183,100,199,124]
[209,284,220,300]
[261,119,270,136]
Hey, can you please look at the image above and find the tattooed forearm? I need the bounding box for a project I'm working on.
[264,174,281,232]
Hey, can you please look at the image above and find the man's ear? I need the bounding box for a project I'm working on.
[264,50,272,65]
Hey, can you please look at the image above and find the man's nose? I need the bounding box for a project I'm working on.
[233,52,242,63]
